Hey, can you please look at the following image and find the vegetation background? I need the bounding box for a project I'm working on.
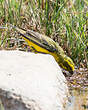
[0,0,88,68]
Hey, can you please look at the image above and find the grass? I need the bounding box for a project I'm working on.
[0,0,88,68]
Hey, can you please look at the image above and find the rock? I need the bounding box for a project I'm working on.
[0,50,68,110]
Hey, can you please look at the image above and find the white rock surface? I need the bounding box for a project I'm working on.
[0,50,68,110]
